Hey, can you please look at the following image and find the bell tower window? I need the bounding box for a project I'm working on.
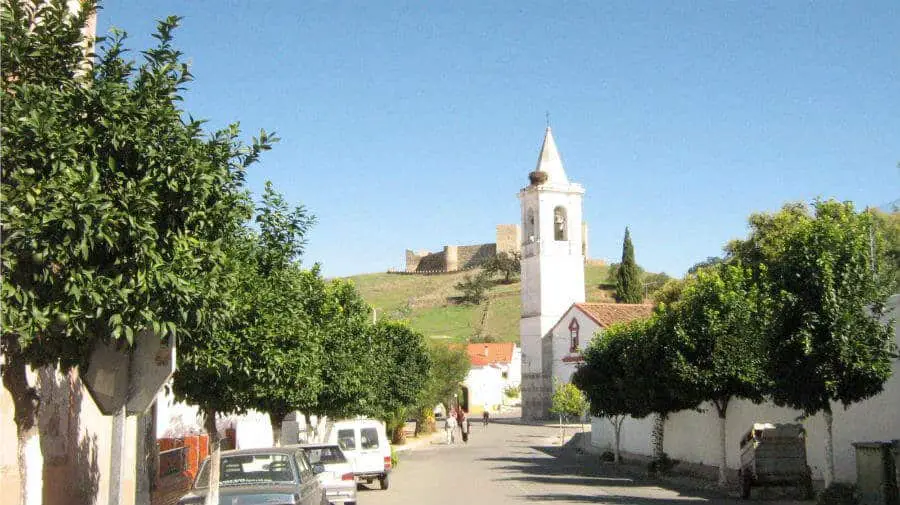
[554,206,568,241]
[568,318,580,352]
[525,208,536,242]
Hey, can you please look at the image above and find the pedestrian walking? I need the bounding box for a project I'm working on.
[455,408,465,443]
[445,413,457,444]
[461,413,469,443]
[482,410,489,427]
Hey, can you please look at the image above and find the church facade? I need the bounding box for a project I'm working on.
[518,127,653,420]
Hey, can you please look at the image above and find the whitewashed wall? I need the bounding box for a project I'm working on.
[465,366,505,412]
[591,297,900,483]
[549,306,599,385]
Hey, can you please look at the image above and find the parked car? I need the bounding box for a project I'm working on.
[325,418,392,489]
[177,447,326,505]
[300,443,357,505]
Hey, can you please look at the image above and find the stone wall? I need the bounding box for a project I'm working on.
[457,243,497,270]
[496,224,521,256]
[405,249,447,272]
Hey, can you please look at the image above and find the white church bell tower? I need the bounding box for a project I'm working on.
[519,127,586,420]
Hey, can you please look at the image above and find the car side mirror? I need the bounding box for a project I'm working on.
[311,462,325,474]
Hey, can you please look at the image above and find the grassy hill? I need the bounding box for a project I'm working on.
[346,262,615,342]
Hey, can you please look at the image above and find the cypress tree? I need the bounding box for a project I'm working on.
[616,227,644,303]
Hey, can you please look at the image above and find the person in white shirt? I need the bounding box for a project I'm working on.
[445,413,457,444]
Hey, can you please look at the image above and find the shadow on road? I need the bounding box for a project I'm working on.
[481,446,734,505]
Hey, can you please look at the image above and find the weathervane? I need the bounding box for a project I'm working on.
[545,111,551,128]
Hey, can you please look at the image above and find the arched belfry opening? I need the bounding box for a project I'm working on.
[526,208,537,242]
[553,206,567,241]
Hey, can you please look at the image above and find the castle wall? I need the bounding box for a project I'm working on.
[495,224,521,256]
[444,246,459,272]
[457,244,496,269]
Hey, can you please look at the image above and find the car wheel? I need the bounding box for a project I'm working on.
[379,473,390,490]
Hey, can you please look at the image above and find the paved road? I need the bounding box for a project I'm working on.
[358,415,782,505]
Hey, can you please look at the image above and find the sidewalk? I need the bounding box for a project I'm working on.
[393,429,445,453]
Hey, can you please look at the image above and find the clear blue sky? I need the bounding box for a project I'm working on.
[98,1,899,278]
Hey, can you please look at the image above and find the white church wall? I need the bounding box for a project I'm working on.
[548,307,599,387]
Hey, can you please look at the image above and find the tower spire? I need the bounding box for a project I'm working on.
[534,126,568,184]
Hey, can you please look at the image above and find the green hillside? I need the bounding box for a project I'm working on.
[346,263,614,342]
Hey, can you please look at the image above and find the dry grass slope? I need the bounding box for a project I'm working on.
[345,263,615,342]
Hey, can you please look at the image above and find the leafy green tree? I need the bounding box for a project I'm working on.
[573,321,644,463]
[455,271,491,305]
[730,200,896,486]
[549,382,588,440]
[615,227,643,303]
[669,264,769,487]
[1,4,269,502]
[872,209,900,294]
[415,342,469,429]
[365,321,431,441]
[483,252,521,284]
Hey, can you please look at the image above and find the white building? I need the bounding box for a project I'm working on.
[519,127,587,420]
[461,343,521,415]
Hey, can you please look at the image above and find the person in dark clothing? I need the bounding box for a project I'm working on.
[482,410,489,427]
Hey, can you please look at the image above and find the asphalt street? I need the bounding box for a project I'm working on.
[358,415,771,505]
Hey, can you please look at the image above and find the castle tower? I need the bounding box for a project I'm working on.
[519,127,586,420]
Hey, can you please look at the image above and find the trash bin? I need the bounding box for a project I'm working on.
[853,442,899,505]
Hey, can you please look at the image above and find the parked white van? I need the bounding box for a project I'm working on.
[326,419,392,489]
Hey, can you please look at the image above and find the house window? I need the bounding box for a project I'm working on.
[554,206,568,241]
[568,318,579,353]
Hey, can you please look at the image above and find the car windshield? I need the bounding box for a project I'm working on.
[195,453,295,488]
[304,446,347,465]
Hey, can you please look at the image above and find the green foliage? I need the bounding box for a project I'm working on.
[483,252,521,284]
[872,209,900,294]
[670,263,769,416]
[255,181,315,275]
[415,342,469,417]
[686,256,724,275]
[454,271,491,305]
[549,382,588,420]
[365,320,431,420]
[615,227,644,303]
[652,278,686,307]
[1,2,265,372]
[503,384,521,399]
[574,313,699,421]
[730,200,895,416]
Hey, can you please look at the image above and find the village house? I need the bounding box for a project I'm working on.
[460,343,521,415]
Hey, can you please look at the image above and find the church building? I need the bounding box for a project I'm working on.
[518,127,652,420]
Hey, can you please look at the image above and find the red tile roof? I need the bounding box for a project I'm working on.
[575,303,654,328]
[466,342,515,367]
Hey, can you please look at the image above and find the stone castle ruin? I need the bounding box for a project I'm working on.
[405,224,522,273]
[404,223,589,273]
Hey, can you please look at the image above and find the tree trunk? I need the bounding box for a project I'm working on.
[652,413,666,461]
[823,404,835,487]
[1,335,42,505]
[304,413,313,443]
[269,411,283,447]
[204,411,221,505]
[610,416,623,464]
[715,399,729,488]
